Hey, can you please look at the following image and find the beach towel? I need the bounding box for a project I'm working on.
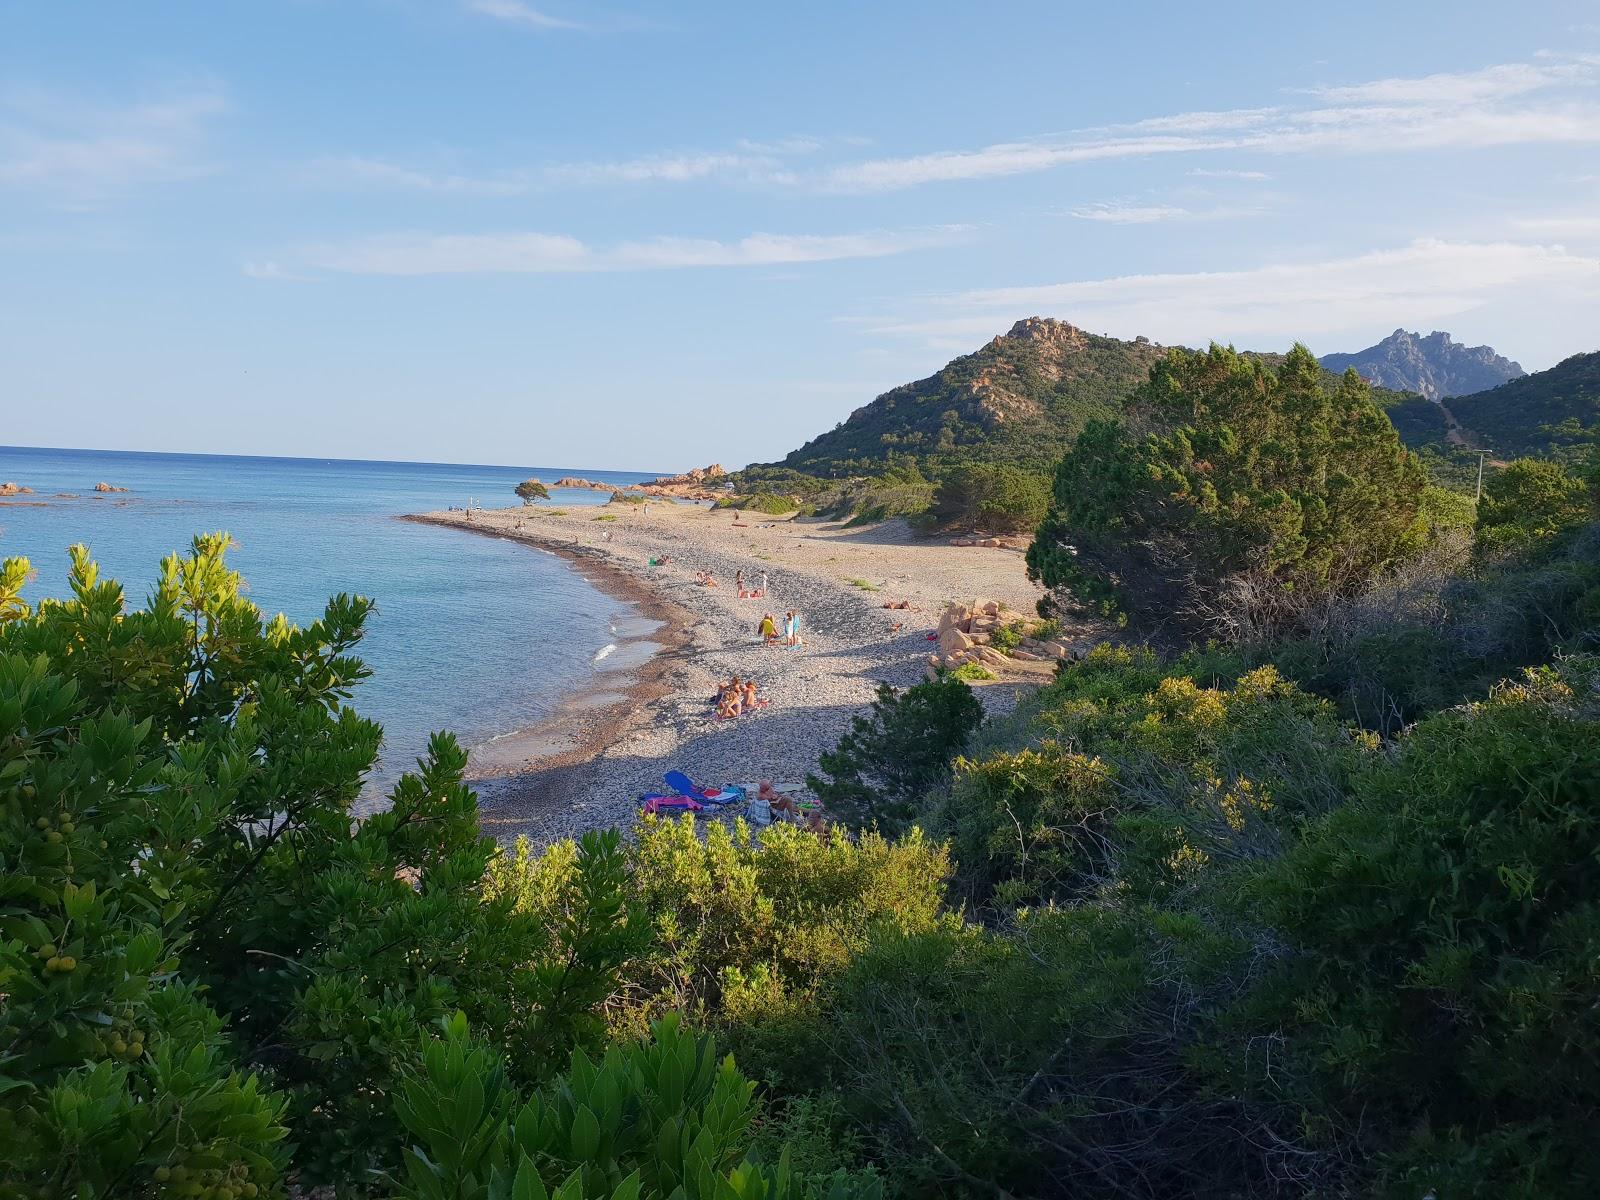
[664,769,745,805]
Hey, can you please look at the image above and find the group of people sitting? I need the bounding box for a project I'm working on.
[756,781,827,834]
[714,675,768,719]
[757,610,803,646]
[734,570,767,598]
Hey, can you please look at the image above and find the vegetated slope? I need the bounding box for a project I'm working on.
[1447,349,1600,458]
[1321,328,1524,400]
[771,317,1169,476]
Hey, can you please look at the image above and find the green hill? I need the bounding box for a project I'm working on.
[767,317,1169,477]
[1448,350,1600,459]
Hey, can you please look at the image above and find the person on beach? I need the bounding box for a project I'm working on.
[736,569,745,596]
[758,613,779,644]
[761,571,768,595]
[742,678,764,711]
[785,610,803,647]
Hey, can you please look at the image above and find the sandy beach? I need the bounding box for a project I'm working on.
[406,500,1087,847]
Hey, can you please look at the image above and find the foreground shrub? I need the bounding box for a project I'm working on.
[807,675,984,831]
[747,907,1291,1199]
[0,655,291,1196]
[0,539,639,1191]
[938,743,1114,906]
[491,819,949,1037]
[390,1011,879,1200]
[1230,656,1600,1197]
[995,645,1364,901]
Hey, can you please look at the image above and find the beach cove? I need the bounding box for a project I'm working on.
[410,500,1085,847]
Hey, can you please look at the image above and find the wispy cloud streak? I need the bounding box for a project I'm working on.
[277,225,967,276]
[817,55,1600,192]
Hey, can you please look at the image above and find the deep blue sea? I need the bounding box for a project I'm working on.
[0,445,658,795]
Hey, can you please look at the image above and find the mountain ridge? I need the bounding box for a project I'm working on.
[765,317,1168,476]
[1320,328,1524,401]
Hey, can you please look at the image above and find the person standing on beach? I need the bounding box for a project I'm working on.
[735,569,745,596]
[761,570,768,595]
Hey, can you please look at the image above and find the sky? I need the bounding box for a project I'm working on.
[2,2,1598,472]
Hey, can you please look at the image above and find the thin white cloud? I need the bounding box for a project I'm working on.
[283,225,967,276]
[1188,168,1271,180]
[861,240,1600,348]
[0,83,226,194]
[1068,200,1266,224]
[1510,214,1600,236]
[311,156,536,196]
[816,54,1600,192]
[1302,59,1595,104]
[462,0,650,34]
[546,151,783,185]
[310,137,828,193]
[464,0,585,31]
[242,260,306,282]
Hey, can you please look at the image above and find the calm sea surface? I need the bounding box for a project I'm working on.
[0,445,658,795]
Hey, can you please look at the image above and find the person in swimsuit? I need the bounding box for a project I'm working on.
[742,679,760,710]
[758,613,778,643]
[736,569,745,596]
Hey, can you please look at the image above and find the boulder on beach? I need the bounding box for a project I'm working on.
[0,481,34,496]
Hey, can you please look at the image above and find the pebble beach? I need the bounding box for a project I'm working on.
[407,500,1083,848]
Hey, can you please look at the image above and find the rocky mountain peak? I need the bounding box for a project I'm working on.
[1321,329,1524,401]
[999,316,1089,349]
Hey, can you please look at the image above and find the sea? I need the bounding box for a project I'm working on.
[0,444,661,797]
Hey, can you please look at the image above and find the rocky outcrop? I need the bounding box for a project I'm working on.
[551,477,615,491]
[1321,330,1524,401]
[93,482,129,493]
[0,482,34,496]
[925,599,1074,679]
[634,464,729,501]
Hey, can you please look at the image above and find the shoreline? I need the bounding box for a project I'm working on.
[404,502,1080,848]
[398,513,697,802]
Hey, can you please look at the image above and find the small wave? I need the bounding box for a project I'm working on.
[593,642,618,663]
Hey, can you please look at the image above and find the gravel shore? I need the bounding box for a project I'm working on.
[407,500,1087,848]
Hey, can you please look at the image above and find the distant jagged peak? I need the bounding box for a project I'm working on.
[1320,328,1525,401]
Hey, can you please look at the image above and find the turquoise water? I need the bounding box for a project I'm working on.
[0,445,657,794]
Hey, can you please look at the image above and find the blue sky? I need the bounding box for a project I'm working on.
[2,1,1598,472]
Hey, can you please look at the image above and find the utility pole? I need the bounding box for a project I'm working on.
[1469,450,1491,502]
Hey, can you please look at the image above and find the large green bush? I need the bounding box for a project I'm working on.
[1475,456,1593,555]
[1228,656,1600,1197]
[489,818,948,1038]
[0,538,639,1193]
[390,1011,879,1200]
[807,675,984,832]
[929,463,1051,533]
[1027,344,1428,641]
